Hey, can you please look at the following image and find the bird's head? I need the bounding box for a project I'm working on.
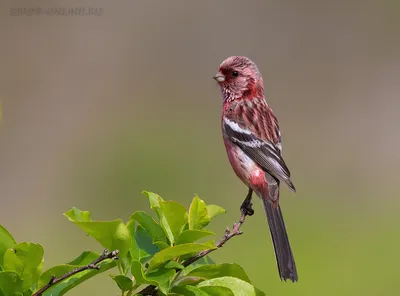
[214,56,264,101]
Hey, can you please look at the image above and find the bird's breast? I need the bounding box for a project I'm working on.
[223,138,266,191]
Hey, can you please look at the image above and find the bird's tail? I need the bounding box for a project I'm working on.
[262,195,298,282]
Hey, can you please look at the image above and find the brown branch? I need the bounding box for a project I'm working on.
[137,211,249,295]
[182,211,247,267]
[33,249,119,296]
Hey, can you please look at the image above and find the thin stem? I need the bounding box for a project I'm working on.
[32,249,119,296]
[182,210,248,267]
[117,260,124,274]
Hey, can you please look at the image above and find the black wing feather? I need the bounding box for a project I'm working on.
[223,119,296,191]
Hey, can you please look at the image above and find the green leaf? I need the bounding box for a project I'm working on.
[199,240,216,250]
[164,261,184,270]
[130,211,167,243]
[173,276,203,287]
[3,242,44,290]
[182,256,215,276]
[189,196,210,230]
[146,267,176,295]
[131,261,175,294]
[159,201,188,245]
[0,271,22,296]
[148,243,212,270]
[126,220,140,261]
[64,208,131,256]
[119,252,131,276]
[177,260,244,287]
[110,275,133,291]
[206,205,226,220]
[64,207,90,222]
[197,277,264,296]
[37,251,116,296]
[142,192,188,245]
[172,285,210,296]
[185,263,251,283]
[135,225,160,263]
[131,260,157,286]
[177,230,215,244]
[154,241,170,250]
[0,225,16,267]
[200,286,234,296]
[142,190,164,210]
[173,285,233,296]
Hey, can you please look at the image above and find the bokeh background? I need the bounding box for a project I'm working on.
[1,0,400,295]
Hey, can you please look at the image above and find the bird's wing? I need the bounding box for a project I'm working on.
[223,116,296,191]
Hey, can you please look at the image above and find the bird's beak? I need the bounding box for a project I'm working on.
[213,72,225,83]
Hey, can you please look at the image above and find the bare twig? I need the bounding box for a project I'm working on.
[137,211,249,295]
[33,249,119,296]
[182,211,248,267]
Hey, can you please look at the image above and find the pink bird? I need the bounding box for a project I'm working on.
[214,56,298,282]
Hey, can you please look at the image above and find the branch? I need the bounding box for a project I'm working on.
[182,211,247,266]
[137,211,249,295]
[33,249,119,296]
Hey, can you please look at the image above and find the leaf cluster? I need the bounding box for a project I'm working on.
[0,191,265,296]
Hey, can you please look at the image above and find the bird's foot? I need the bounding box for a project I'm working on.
[240,199,254,216]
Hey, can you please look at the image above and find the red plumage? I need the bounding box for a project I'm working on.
[214,56,298,282]
[223,98,280,148]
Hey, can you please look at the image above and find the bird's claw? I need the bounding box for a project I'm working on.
[240,201,254,216]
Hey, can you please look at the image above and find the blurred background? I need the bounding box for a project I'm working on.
[1,0,400,295]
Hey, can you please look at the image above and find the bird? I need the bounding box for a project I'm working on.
[213,56,298,282]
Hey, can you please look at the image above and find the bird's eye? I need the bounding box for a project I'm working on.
[232,71,239,77]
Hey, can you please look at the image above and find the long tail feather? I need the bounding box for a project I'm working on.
[262,196,298,282]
